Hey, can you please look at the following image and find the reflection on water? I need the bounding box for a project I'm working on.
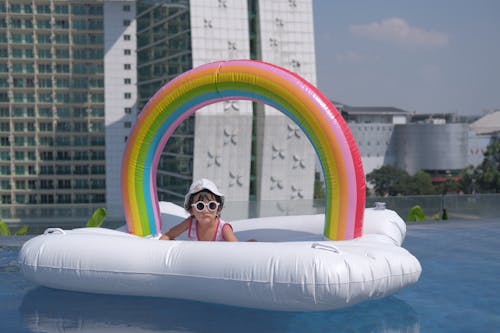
[20,287,419,333]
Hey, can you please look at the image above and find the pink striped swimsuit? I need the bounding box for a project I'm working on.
[183,217,232,241]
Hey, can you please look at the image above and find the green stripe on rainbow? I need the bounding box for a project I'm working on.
[121,60,366,240]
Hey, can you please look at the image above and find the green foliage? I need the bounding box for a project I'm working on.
[407,205,425,222]
[86,208,107,228]
[402,171,436,195]
[14,225,29,235]
[366,165,411,196]
[436,178,460,194]
[458,166,476,193]
[442,208,448,220]
[313,179,326,199]
[367,166,438,196]
[471,137,500,193]
[0,220,10,236]
[456,137,500,193]
[0,220,28,236]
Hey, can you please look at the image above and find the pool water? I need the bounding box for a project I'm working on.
[1,219,499,333]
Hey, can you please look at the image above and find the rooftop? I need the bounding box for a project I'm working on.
[332,101,409,116]
[470,111,500,135]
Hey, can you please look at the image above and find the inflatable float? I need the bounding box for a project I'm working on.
[19,202,421,311]
[18,60,421,311]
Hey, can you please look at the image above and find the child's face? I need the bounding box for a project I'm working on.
[189,192,220,224]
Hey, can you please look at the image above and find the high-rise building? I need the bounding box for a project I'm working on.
[134,0,317,220]
[0,0,137,222]
[0,0,317,223]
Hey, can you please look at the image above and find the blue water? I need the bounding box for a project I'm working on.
[1,219,499,333]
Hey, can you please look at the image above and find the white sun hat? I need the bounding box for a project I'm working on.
[184,178,225,210]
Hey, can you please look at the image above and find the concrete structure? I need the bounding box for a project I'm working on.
[336,102,493,181]
[104,0,138,219]
[393,123,469,175]
[335,102,409,175]
[253,1,317,202]
[189,0,253,203]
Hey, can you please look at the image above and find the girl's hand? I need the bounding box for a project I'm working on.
[159,234,171,240]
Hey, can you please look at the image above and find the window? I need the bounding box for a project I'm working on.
[124,121,132,128]
[123,19,130,26]
[124,107,132,114]
[124,49,131,55]
[55,19,68,29]
[16,194,26,204]
[15,152,24,161]
[124,93,131,99]
[55,34,69,44]
[40,194,54,204]
[55,5,68,14]
[15,165,26,175]
[0,122,10,131]
[124,64,131,70]
[37,34,51,44]
[124,78,131,84]
[14,123,24,132]
[36,5,50,14]
[123,5,131,11]
[1,195,11,204]
[123,34,131,41]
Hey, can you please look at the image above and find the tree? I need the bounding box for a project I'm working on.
[403,170,436,195]
[474,137,500,193]
[366,165,410,196]
[458,166,476,193]
[435,178,461,194]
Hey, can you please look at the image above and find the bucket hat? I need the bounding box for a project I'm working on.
[184,178,225,210]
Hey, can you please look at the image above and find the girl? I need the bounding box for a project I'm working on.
[159,179,238,241]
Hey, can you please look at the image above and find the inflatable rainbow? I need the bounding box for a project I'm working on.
[121,60,366,240]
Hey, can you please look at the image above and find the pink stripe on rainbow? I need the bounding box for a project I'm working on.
[121,60,365,240]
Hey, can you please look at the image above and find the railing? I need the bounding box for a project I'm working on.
[224,194,500,221]
[2,193,499,226]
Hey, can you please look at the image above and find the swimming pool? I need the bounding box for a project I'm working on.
[1,218,499,333]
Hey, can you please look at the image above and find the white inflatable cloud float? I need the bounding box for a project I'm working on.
[19,202,421,312]
[19,61,421,311]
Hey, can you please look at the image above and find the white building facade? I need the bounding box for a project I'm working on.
[253,0,317,202]
[104,0,138,219]
[189,0,253,202]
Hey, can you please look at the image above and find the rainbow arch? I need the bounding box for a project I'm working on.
[121,60,366,240]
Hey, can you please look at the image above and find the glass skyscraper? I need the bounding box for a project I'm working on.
[0,1,136,222]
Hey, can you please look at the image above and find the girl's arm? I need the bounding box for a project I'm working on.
[222,224,238,242]
[159,218,190,240]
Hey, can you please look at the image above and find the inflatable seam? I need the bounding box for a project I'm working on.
[21,264,422,285]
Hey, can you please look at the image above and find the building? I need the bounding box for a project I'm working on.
[0,0,137,222]
[338,102,493,184]
[393,123,469,175]
[134,0,317,220]
[335,102,409,175]
[1,0,317,222]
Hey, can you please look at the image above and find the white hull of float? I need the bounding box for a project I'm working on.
[18,203,421,311]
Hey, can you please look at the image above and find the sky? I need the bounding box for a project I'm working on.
[312,0,500,116]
